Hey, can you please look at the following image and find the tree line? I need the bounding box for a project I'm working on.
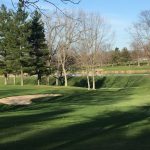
[0,2,113,90]
[107,47,148,67]
[0,2,48,86]
[0,2,150,90]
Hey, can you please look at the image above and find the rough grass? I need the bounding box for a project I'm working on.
[0,75,150,150]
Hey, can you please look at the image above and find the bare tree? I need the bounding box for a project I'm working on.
[11,0,80,15]
[130,10,150,65]
[44,13,64,85]
[130,40,143,66]
[77,12,92,90]
[78,11,113,90]
[54,11,80,87]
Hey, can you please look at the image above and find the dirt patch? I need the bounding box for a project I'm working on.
[0,94,61,105]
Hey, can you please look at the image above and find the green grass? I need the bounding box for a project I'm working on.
[0,77,150,150]
[1,75,150,89]
[101,65,150,71]
[0,76,56,86]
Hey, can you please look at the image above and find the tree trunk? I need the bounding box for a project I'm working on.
[37,74,40,86]
[138,60,140,67]
[147,60,150,66]
[47,76,50,85]
[129,62,131,67]
[56,78,59,86]
[92,68,96,90]
[38,79,40,86]
[137,57,140,67]
[92,74,96,90]
[86,74,90,90]
[4,74,7,85]
[13,75,16,85]
[62,64,67,87]
[21,66,24,86]
[56,70,59,86]
[37,71,41,86]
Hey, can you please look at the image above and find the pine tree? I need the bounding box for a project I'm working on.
[121,47,131,64]
[12,1,31,86]
[111,47,121,65]
[28,10,48,85]
[0,5,13,85]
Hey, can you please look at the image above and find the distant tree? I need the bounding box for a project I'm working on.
[28,10,48,85]
[130,10,150,65]
[121,47,131,64]
[111,47,121,65]
[130,41,143,66]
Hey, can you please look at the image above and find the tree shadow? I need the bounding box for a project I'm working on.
[0,87,149,150]
[47,88,133,106]
[0,108,73,130]
[0,106,149,150]
[0,88,130,112]
[95,76,106,88]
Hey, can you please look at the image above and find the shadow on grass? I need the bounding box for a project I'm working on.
[0,89,33,98]
[47,88,132,106]
[0,87,149,150]
[0,106,149,150]
[0,108,73,130]
[71,77,107,89]
[0,88,130,112]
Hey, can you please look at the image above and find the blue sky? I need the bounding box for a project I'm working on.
[1,0,150,49]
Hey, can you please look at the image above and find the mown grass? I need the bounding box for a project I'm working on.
[0,76,150,150]
[101,65,150,71]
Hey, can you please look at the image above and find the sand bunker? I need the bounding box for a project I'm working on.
[0,94,61,105]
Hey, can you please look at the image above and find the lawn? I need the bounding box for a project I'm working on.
[101,65,150,71]
[97,65,150,74]
[0,84,150,150]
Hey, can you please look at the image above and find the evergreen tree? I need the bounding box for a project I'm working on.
[111,47,121,65]
[0,5,13,85]
[28,10,48,85]
[121,47,131,63]
[12,1,31,86]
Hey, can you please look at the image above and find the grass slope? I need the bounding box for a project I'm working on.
[1,75,150,88]
[0,77,150,150]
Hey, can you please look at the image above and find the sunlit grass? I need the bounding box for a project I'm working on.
[0,83,150,150]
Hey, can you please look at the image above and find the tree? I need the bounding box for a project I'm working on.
[12,1,31,86]
[0,5,12,85]
[130,41,143,66]
[28,10,48,85]
[78,11,113,90]
[45,13,64,86]
[111,47,121,65]
[121,47,131,64]
[11,0,80,14]
[130,10,150,65]
[55,11,80,87]
[88,14,113,90]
